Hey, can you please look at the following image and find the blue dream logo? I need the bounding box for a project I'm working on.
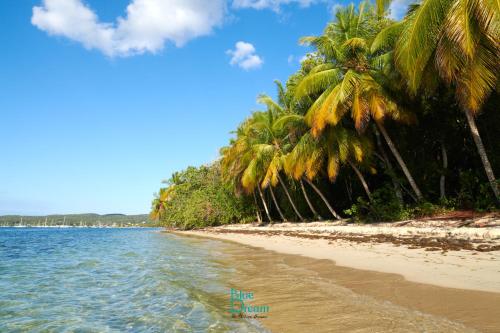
[229,288,270,318]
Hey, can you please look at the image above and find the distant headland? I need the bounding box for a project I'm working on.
[0,213,154,227]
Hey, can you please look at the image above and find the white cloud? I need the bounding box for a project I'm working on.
[31,0,331,58]
[31,0,226,57]
[388,0,412,19]
[330,3,343,15]
[232,0,317,11]
[227,41,263,70]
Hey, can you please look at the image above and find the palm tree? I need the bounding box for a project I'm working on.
[274,112,348,219]
[286,124,374,213]
[391,0,500,202]
[295,3,424,201]
[269,184,288,222]
[299,178,323,220]
[242,110,306,222]
[302,177,341,220]
[251,190,263,224]
[220,122,271,223]
[258,83,325,221]
[149,187,174,221]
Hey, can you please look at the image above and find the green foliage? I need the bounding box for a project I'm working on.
[344,186,448,222]
[344,186,409,222]
[152,1,499,228]
[156,163,254,230]
[456,171,499,211]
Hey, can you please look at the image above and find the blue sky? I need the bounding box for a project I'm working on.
[0,0,409,215]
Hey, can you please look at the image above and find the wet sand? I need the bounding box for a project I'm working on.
[176,232,500,333]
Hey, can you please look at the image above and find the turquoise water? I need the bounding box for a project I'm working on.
[0,228,266,332]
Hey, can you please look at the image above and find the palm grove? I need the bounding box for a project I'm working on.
[151,0,499,229]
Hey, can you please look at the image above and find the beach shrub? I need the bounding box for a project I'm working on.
[344,186,448,223]
[456,171,499,211]
[474,181,500,212]
[344,186,408,222]
[411,202,445,218]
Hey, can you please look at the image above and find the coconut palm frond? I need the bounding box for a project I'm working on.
[456,38,499,113]
[375,0,393,16]
[257,94,283,114]
[371,21,404,53]
[296,68,342,98]
[395,0,452,93]
[326,153,341,182]
[273,114,306,134]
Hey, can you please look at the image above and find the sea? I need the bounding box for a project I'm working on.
[0,228,267,332]
[0,227,491,333]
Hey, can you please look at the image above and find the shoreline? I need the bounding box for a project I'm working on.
[173,220,500,293]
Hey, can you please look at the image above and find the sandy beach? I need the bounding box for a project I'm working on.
[172,219,500,332]
[176,219,500,293]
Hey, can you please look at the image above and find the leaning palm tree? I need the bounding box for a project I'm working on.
[391,0,500,201]
[258,84,324,220]
[220,121,270,223]
[149,187,174,221]
[240,153,276,222]
[286,124,374,215]
[275,112,344,220]
[296,3,424,201]
[243,110,306,222]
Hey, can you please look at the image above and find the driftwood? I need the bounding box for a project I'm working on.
[454,220,476,228]
[392,220,414,227]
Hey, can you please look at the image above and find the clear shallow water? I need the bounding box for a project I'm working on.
[0,228,266,332]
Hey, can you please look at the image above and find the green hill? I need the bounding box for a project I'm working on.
[0,214,154,227]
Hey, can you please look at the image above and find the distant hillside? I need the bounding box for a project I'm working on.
[0,214,155,227]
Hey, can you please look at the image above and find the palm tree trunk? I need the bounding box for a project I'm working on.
[252,190,263,224]
[374,127,404,203]
[277,174,305,222]
[464,109,500,203]
[299,179,321,221]
[440,142,448,200]
[376,122,423,201]
[348,161,373,201]
[345,179,353,204]
[303,177,342,220]
[257,186,273,223]
[269,186,287,222]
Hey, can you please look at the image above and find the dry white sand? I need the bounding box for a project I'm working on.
[177,222,500,293]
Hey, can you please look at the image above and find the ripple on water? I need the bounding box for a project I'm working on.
[0,228,267,332]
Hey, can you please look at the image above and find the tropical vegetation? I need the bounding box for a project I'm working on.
[151,164,254,229]
[151,0,499,229]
